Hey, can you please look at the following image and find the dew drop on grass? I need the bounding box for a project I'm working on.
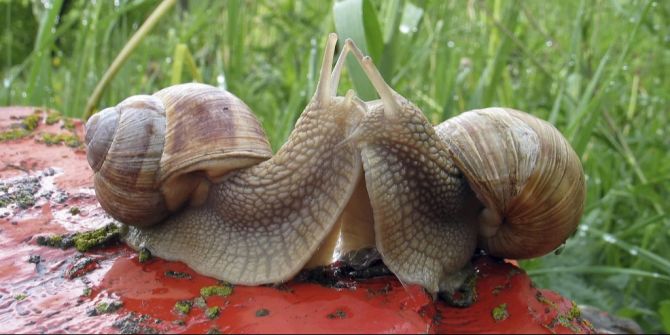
[545,40,553,47]
[602,233,618,244]
[3,78,9,88]
[165,57,172,64]
[399,24,411,34]
[447,41,455,48]
[628,247,638,256]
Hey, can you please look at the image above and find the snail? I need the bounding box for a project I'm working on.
[84,34,585,297]
[86,34,369,284]
[334,40,585,296]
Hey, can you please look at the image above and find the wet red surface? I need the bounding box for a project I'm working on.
[0,107,594,334]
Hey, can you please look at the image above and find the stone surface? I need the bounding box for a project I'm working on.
[0,107,595,334]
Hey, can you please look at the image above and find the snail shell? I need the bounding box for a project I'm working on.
[435,107,586,259]
[85,83,272,227]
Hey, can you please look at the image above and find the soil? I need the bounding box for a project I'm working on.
[0,107,594,334]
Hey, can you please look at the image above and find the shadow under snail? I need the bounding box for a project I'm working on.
[84,33,586,299]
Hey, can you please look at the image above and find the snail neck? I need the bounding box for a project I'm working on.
[356,106,481,294]
[202,101,363,283]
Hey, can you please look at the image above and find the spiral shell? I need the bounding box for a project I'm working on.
[435,107,586,259]
[85,83,272,227]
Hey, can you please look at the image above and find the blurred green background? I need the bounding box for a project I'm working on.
[1,0,668,331]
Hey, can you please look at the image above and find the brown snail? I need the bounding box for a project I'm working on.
[85,35,586,296]
[86,34,367,284]
[338,40,585,295]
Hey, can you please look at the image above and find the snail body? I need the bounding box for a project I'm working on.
[87,34,367,284]
[85,35,586,294]
[341,40,585,296]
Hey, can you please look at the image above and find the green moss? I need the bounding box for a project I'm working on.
[45,111,62,125]
[200,284,233,297]
[72,223,121,252]
[14,293,27,301]
[492,303,509,322]
[69,206,80,215]
[41,132,81,147]
[63,117,76,131]
[174,300,192,315]
[568,301,581,319]
[82,287,92,297]
[36,234,73,249]
[22,113,41,131]
[14,189,36,208]
[95,300,123,314]
[205,306,220,319]
[138,248,152,263]
[37,224,121,251]
[0,128,29,141]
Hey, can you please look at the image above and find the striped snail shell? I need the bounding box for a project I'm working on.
[84,83,272,227]
[435,107,586,259]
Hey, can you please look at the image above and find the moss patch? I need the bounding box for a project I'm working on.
[69,206,80,215]
[21,113,41,131]
[14,293,27,301]
[138,248,152,263]
[0,128,29,141]
[492,303,509,322]
[45,111,62,125]
[95,300,123,315]
[73,223,121,252]
[174,300,192,315]
[200,284,233,298]
[41,132,80,147]
[205,306,220,319]
[37,223,121,252]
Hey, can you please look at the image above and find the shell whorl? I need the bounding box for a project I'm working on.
[85,83,272,227]
[435,107,586,259]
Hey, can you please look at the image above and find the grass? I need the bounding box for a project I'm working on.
[1,0,668,331]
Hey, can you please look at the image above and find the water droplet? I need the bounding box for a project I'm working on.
[447,41,455,48]
[652,273,660,278]
[3,78,9,88]
[21,91,27,98]
[399,24,411,34]
[41,0,53,9]
[622,64,628,71]
[114,0,120,7]
[165,57,172,64]
[602,233,617,244]
[629,247,638,256]
[545,40,553,47]
[216,75,226,90]
[652,1,657,7]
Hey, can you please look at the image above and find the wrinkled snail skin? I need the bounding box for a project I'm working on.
[123,34,366,285]
[342,42,482,295]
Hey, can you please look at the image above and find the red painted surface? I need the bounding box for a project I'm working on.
[0,107,594,334]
